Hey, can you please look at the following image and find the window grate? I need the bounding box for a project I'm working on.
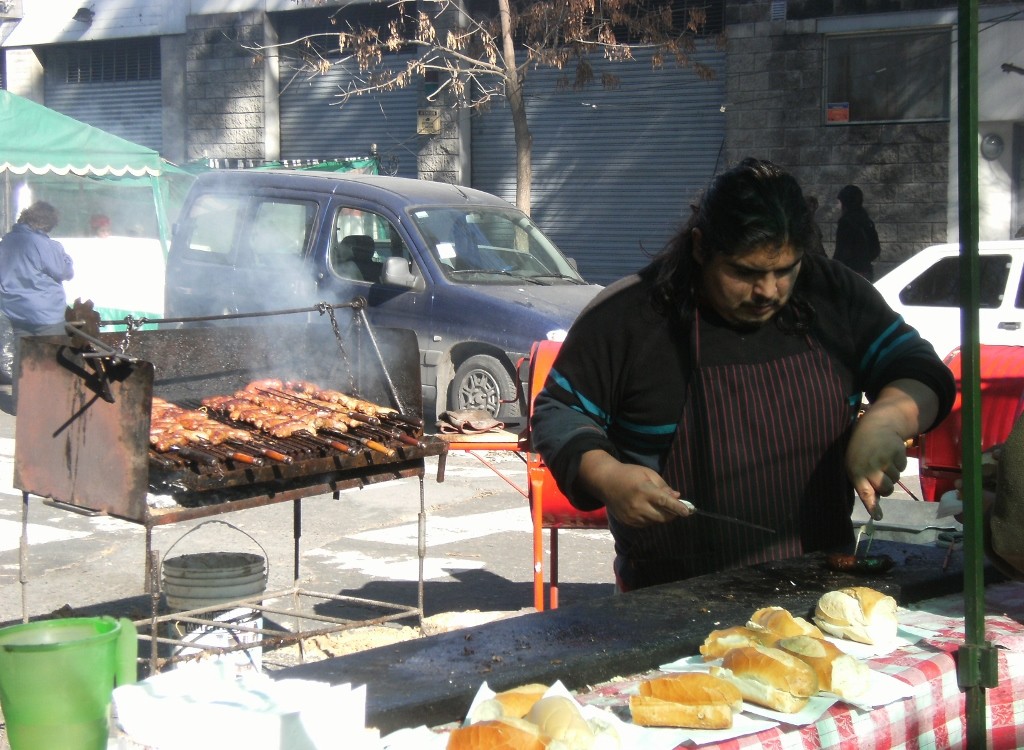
[59,38,160,84]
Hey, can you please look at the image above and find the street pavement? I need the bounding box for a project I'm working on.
[0,386,618,628]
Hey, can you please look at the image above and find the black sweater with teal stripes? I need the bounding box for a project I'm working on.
[531,252,957,512]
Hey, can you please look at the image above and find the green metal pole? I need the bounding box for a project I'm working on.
[955,1,998,746]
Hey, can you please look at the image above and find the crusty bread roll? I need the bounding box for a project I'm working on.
[446,717,546,750]
[638,672,742,712]
[525,696,595,750]
[711,645,819,713]
[775,635,870,700]
[629,695,733,730]
[493,683,549,719]
[700,625,780,660]
[748,606,825,639]
[813,587,898,645]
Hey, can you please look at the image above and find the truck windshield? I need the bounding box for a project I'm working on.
[410,207,586,284]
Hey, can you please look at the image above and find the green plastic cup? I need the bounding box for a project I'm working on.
[0,616,137,750]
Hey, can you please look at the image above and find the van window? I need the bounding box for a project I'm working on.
[329,207,410,283]
[898,255,1011,309]
[243,199,316,267]
[411,207,584,282]
[180,194,247,263]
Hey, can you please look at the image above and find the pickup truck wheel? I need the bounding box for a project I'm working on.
[452,355,521,419]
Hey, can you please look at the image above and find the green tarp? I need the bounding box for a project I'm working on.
[0,90,192,246]
[0,89,178,177]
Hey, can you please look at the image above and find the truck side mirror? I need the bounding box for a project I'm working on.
[382,256,424,291]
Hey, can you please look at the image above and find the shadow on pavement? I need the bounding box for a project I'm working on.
[324,568,616,619]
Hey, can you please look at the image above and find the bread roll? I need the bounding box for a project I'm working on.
[493,683,549,719]
[638,672,742,712]
[629,695,733,729]
[748,606,825,639]
[775,635,870,700]
[813,587,898,645]
[447,717,546,750]
[711,645,819,713]
[700,625,780,660]
[525,696,595,750]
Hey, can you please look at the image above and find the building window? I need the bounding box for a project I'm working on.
[825,29,950,124]
[55,38,160,84]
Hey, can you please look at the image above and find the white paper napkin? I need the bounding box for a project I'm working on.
[740,693,839,726]
[113,663,376,750]
[829,669,917,710]
[823,626,921,659]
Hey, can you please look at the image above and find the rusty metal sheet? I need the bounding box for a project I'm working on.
[14,335,152,520]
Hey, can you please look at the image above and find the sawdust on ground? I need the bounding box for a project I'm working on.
[262,608,531,670]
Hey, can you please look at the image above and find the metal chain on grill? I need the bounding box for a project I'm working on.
[116,315,148,354]
[317,302,355,394]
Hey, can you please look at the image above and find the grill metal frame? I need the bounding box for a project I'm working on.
[12,310,447,672]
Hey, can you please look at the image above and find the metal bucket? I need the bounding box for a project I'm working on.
[160,521,268,673]
[162,551,267,612]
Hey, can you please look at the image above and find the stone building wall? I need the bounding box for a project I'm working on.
[415,6,467,185]
[723,1,952,269]
[185,12,268,163]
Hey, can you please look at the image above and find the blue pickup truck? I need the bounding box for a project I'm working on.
[163,170,603,420]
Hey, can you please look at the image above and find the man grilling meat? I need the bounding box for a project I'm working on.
[531,158,956,591]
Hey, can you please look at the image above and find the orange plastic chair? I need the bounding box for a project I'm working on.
[917,344,1024,501]
[526,340,608,611]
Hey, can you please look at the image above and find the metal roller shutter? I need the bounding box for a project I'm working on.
[43,80,163,152]
[279,52,420,178]
[42,41,163,152]
[471,45,725,286]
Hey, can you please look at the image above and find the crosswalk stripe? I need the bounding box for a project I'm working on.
[0,518,90,553]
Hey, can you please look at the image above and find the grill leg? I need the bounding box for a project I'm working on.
[417,475,426,632]
[293,499,302,583]
[20,491,29,623]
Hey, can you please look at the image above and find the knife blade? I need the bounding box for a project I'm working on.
[694,509,777,534]
[678,499,776,534]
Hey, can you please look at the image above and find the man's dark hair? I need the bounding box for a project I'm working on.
[642,157,818,330]
[17,202,59,234]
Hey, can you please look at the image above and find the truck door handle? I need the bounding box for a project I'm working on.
[997,322,1021,330]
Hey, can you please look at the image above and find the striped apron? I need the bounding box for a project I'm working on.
[613,320,856,590]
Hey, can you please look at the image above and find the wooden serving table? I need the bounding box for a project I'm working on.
[272,541,1015,737]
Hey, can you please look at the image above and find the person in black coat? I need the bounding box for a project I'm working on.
[833,185,880,281]
[531,159,955,590]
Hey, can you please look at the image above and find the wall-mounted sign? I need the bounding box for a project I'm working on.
[417,109,441,135]
[826,102,850,123]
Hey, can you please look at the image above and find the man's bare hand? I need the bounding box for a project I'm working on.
[577,450,691,527]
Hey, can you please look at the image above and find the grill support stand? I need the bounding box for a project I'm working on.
[16,472,434,674]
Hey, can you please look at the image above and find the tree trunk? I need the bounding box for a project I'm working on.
[498,0,532,215]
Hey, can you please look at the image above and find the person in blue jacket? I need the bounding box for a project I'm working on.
[0,201,74,407]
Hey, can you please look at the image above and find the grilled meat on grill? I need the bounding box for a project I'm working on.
[150,397,252,452]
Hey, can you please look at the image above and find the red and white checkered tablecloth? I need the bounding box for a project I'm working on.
[578,582,1024,750]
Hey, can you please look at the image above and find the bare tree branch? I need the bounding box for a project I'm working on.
[255,0,715,212]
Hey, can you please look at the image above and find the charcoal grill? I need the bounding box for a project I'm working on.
[12,303,447,671]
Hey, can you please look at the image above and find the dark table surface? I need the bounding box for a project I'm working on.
[274,540,994,734]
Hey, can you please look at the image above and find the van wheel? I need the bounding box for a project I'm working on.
[452,355,521,419]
